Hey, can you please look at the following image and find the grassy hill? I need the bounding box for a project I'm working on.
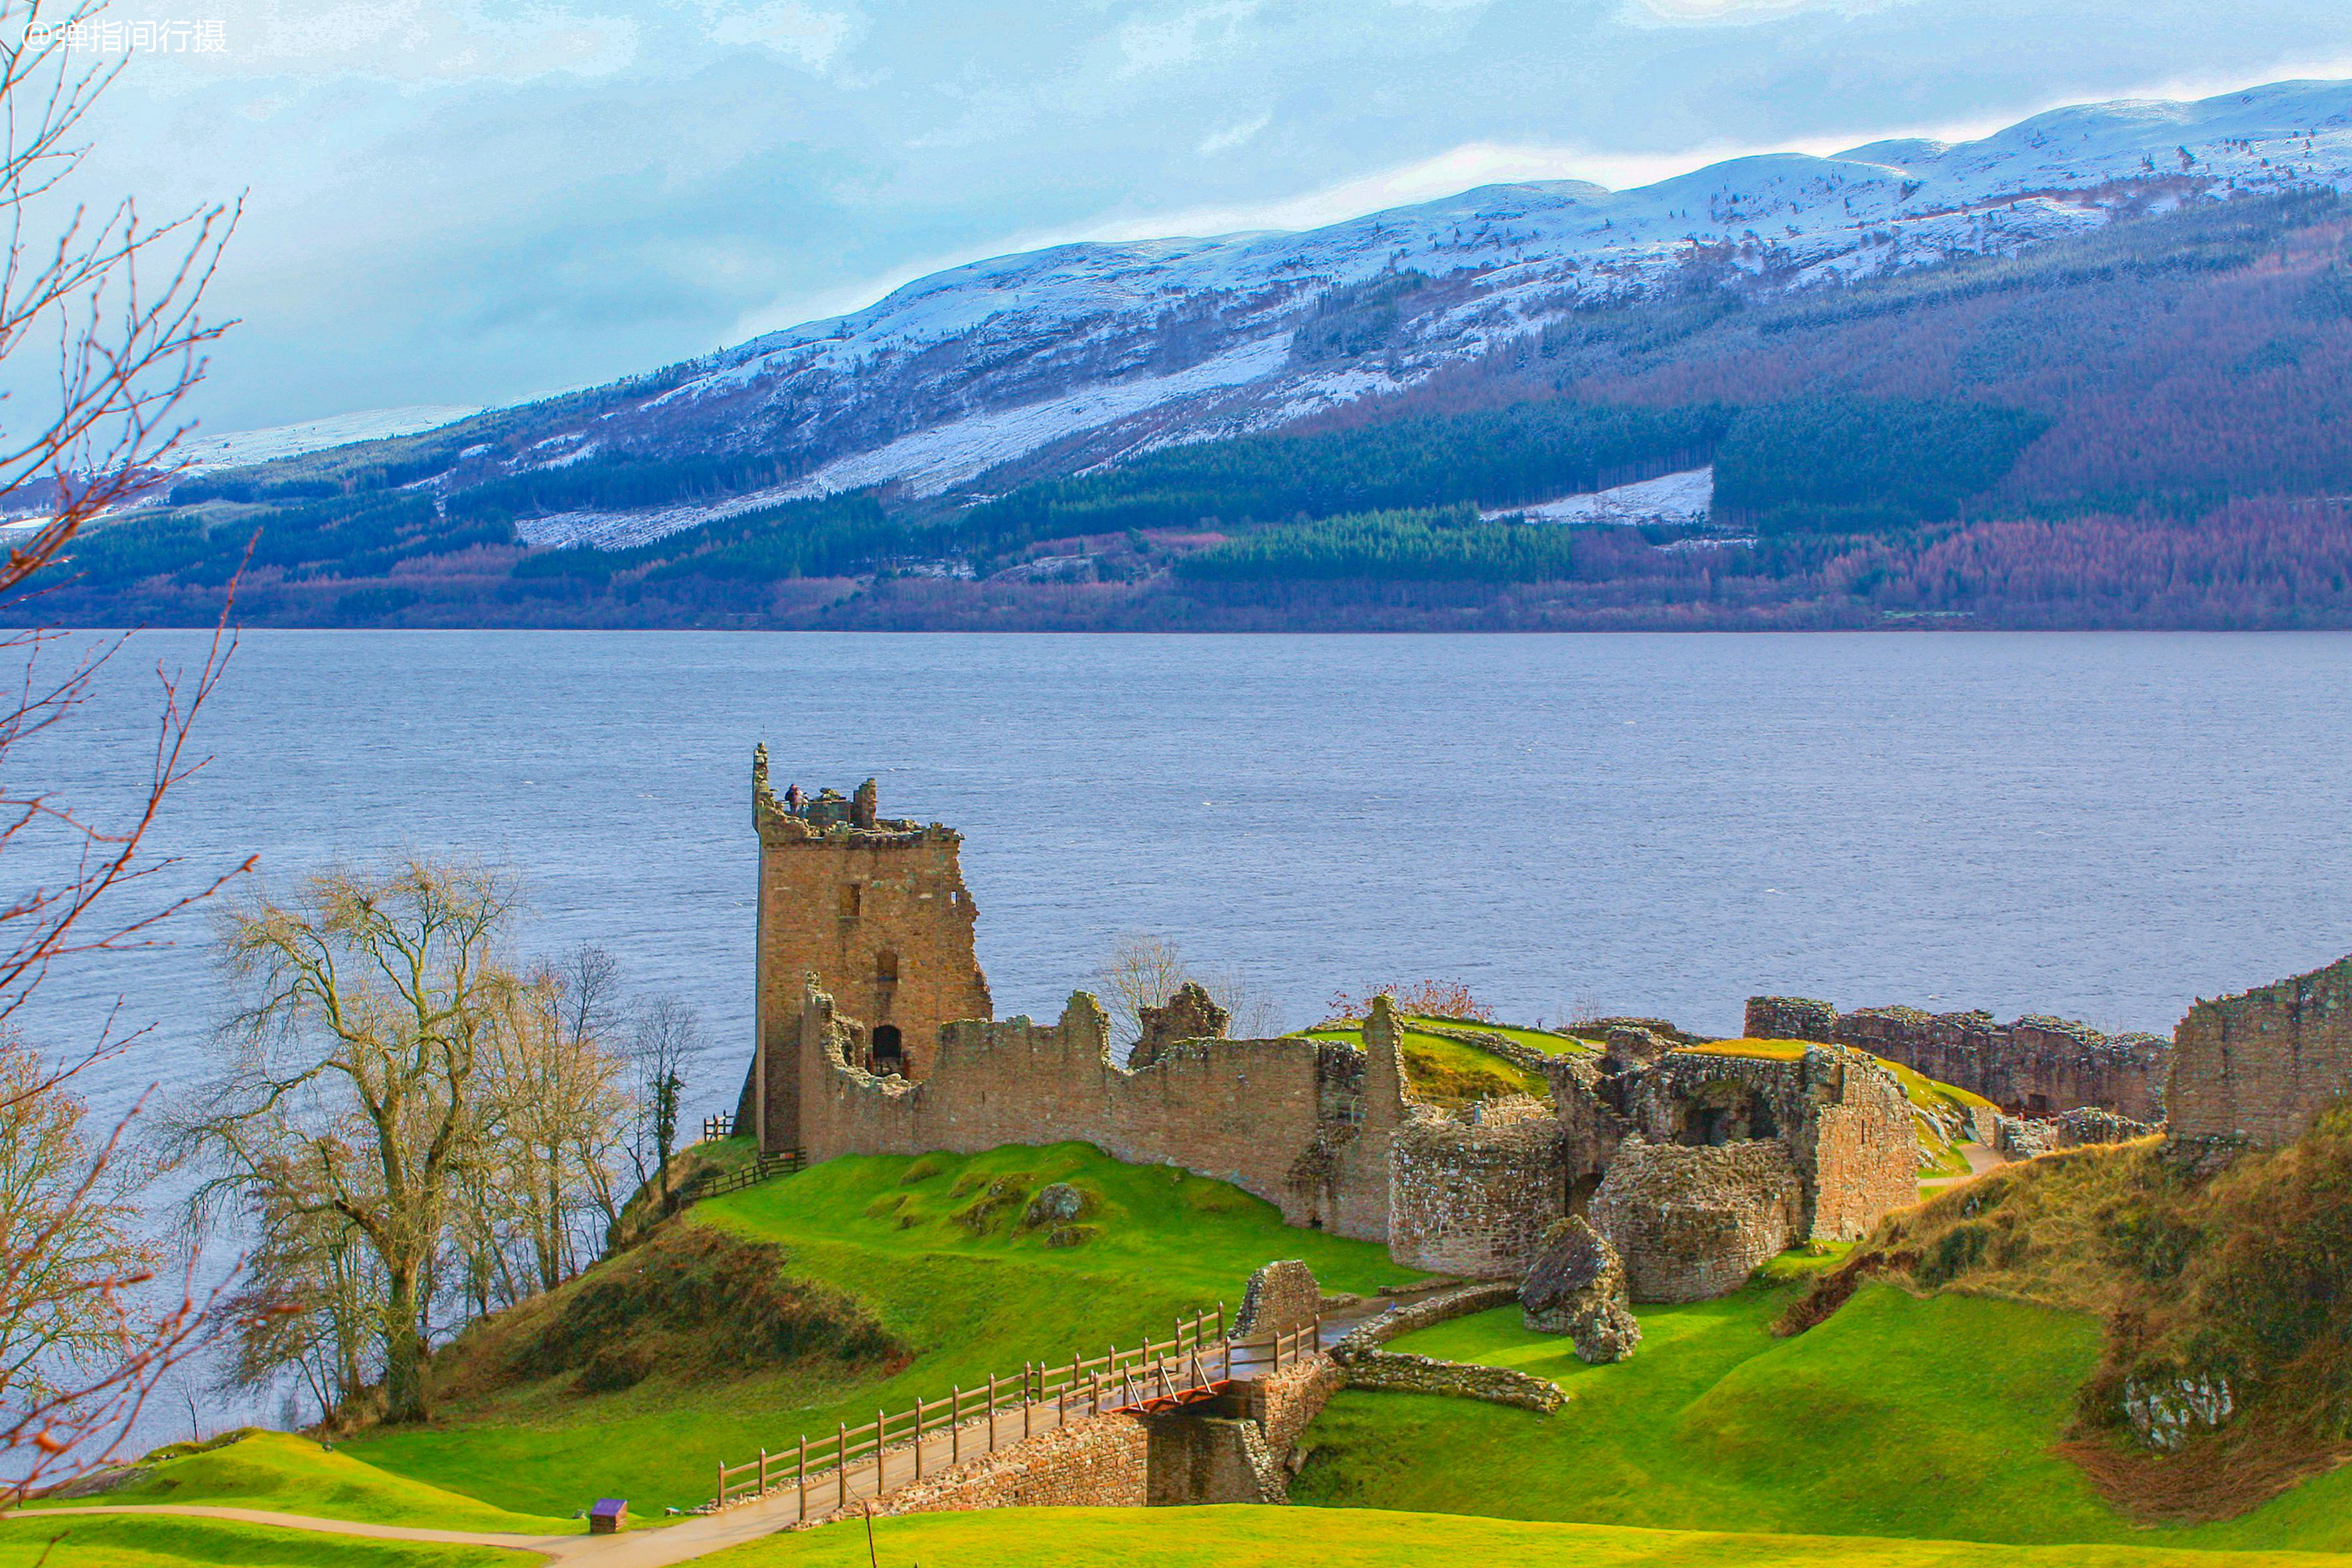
[1290,1279,2352,1554]
[327,1141,1417,1518]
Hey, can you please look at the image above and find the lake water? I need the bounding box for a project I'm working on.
[18,626,2352,1440]
[30,627,2352,1143]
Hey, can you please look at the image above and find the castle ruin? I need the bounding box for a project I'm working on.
[2168,952,2352,1147]
[748,751,992,1150]
[744,755,1925,1300]
[1744,994,2169,1122]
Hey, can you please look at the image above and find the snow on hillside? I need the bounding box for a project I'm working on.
[1490,468,1715,526]
[289,79,2352,548]
[182,405,481,471]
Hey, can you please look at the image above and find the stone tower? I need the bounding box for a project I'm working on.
[751,746,990,1148]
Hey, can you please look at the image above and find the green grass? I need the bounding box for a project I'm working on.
[334,1142,1418,1520]
[0,1515,514,1568]
[21,1432,570,1535]
[1298,1026,1549,1103]
[696,1504,2352,1568]
[1402,1017,1598,1054]
[1290,1282,2352,1554]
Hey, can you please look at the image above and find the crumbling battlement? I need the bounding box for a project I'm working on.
[2169,952,2352,1147]
[1620,1046,1916,1242]
[773,981,1409,1242]
[751,747,992,1141]
[1745,994,2168,1122]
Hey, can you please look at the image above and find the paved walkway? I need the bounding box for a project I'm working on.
[6,1352,1281,1567]
[1917,1139,2006,1192]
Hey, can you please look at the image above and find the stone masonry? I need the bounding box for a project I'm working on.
[2169,951,2352,1146]
[1746,994,2169,1122]
[752,749,992,1148]
[747,763,1932,1300]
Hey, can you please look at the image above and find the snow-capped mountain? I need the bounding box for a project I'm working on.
[387,80,2352,547]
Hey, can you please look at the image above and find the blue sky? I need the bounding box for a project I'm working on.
[88,0,2352,431]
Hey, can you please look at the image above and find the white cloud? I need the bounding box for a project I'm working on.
[1196,110,1271,155]
[704,1,857,70]
[1117,1,1262,76]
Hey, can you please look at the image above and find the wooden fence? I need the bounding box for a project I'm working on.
[691,1148,804,1202]
[701,1114,738,1143]
[710,1307,1324,1514]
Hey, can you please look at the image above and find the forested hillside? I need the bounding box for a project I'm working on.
[34,189,2352,631]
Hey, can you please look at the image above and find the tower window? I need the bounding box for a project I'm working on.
[876,949,900,982]
[838,883,861,919]
[872,1025,903,1074]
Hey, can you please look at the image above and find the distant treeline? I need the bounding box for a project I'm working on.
[1176,504,1593,584]
[445,450,811,522]
[959,400,1733,550]
[69,490,510,588]
[1713,398,2053,534]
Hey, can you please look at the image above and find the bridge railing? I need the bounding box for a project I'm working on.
[710,1305,1322,1513]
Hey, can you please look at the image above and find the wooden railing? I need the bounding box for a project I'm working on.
[692,1148,803,1202]
[701,1114,738,1143]
[709,1307,1323,1513]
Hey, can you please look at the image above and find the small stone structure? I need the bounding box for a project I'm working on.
[1234,1261,1320,1338]
[2169,952,2352,1147]
[1745,994,2168,1123]
[1520,1216,1640,1363]
[1589,1137,1801,1302]
[1386,1097,1566,1277]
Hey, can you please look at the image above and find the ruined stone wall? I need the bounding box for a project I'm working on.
[1247,1354,1342,1460]
[1621,1046,1912,1243]
[1143,1415,1284,1505]
[1589,1137,1800,1303]
[784,985,1409,1243]
[2170,953,2352,1146]
[1386,1100,1565,1278]
[852,1413,1148,1519]
[1233,1261,1321,1338]
[753,755,991,1150]
[1744,994,2168,1122]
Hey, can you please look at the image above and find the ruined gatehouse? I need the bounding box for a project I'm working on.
[744,757,1923,1300]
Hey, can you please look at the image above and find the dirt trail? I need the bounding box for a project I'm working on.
[1917,1139,2006,1192]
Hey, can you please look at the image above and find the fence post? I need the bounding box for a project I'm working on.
[797,1435,807,1520]
[876,1410,886,1496]
[987,1373,998,1452]
[838,1423,848,1510]
[716,1461,725,1509]
[1217,1301,1225,1342]
[1023,1364,1033,1440]
[914,1402,923,1480]
[759,1447,769,1494]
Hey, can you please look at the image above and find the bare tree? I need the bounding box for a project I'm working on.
[0,0,242,1485]
[485,953,629,1292]
[1192,965,1285,1039]
[1093,933,1188,1054]
[625,994,696,1219]
[178,862,522,1425]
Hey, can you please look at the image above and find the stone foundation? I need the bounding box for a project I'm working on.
[848,1413,1148,1520]
[1590,1137,1800,1302]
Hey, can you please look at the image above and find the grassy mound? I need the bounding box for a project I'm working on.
[437,1223,904,1400]
[21,1431,566,1534]
[331,1142,1417,1518]
[1784,1109,2352,1525]
[1290,1278,2352,1553]
[696,1504,2352,1568]
[0,1516,513,1568]
[1296,1022,1553,1105]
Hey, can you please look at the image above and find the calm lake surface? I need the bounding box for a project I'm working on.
[20,626,2352,1438]
[32,627,2352,1139]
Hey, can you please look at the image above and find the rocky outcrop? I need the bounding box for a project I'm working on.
[1520,1216,1641,1364]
